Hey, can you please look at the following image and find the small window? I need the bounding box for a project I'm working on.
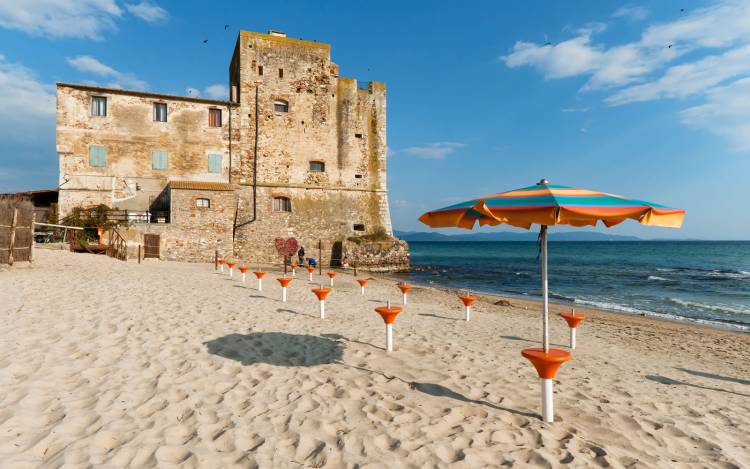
[355,133,362,138]
[274,100,289,113]
[278,68,284,78]
[196,198,210,208]
[152,149,168,170]
[91,96,107,116]
[153,103,167,122]
[208,154,222,173]
[353,224,365,231]
[258,65,264,76]
[354,174,363,179]
[88,145,107,167]
[209,108,222,127]
[309,161,325,172]
[273,196,291,212]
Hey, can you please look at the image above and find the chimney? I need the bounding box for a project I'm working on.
[268,30,286,37]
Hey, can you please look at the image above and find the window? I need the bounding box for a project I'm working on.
[278,68,284,78]
[152,149,168,170]
[196,198,210,208]
[153,103,167,122]
[258,65,264,76]
[355,133,362,138]
[88,145,107,167]
[309,161,325,172]
[273,196,291,212]
[273,100,289,113]
[91,96,107,116]
[208,154,222,173]
[353,224,365,231]
[209,108,222,127]
[354,174,363,179]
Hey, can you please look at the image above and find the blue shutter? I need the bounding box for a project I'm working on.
[89,145,107,167]
[208,154,222,173]
[152,150,167,170]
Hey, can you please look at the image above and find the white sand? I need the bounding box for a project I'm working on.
[1,249,748,468]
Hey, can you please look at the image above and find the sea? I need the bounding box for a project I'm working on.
[402,241,750,332]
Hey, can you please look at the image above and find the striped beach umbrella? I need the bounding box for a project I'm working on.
[419,179,685,422]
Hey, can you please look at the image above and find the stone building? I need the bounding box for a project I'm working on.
[56,29,408,270]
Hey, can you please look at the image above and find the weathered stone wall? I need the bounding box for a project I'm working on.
[342,238,410,272]
[123,188,235,262]
[55,29,405,270]
[230,31,395,265]
[56,84,235,216]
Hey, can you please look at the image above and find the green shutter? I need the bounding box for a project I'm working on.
[152,150,168,170]
[89,145,107,167]
[208,154,222,173]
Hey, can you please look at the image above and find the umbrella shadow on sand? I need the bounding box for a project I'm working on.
[675,368,750,386]
[645,375,750,398]
[339,361,538,419]
[205,332,343,367]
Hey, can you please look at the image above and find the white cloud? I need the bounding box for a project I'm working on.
[67,55,147,89]
[0,54,55,138]
[203,84,228,100]
[504,35,603,79]
[503,0,750,152]
[0,54,56,191]
[403,142,467,160]
[613,5,649,21]
[0,0,122,40]
[607,44,750,105]
[125,1,168,23]
[680,78,750,151]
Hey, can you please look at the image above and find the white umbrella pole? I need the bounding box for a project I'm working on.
[541,225,549,353]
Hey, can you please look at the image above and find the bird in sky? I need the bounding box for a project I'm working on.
[224,24,229,30]
[203,39,208,43]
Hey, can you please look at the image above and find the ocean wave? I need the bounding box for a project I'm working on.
[667,298,750,316]
[648,275,668,281]
[549,292,576,302]
[574,299,750,332]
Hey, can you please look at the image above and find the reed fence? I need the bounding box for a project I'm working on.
[0,196,35,265]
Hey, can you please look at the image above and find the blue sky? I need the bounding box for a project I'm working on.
[1,0,749,240]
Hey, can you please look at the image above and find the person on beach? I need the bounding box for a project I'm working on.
[341,257,350,268]
[297,246,305,265]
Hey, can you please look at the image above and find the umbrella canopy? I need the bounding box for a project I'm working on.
[418,182,685,230]
[419,180,685,353]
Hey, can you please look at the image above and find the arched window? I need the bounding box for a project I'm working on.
[273,99,289,113]
[196,198,210,208]
[273,196,291,212]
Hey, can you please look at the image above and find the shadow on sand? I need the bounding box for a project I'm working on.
[205,332,343,367]
[675,368,750,386]
[645,375,750,398]
[418,313,460,321]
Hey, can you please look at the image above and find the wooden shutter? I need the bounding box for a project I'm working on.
[89,145,107,167]
[208,154,222,173]
[152,150,167,170]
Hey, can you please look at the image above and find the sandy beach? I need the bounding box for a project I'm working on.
[1,249,748,468]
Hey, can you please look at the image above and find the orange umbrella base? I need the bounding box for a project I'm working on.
[217,259,225,265]
[560,313,585,329]
[312,288,331,300]
[227,262,236,268]
[375,306,403,324]
[521,348,572,379]
[357,279,368,287]
[238,266,248,273]
[253,272,266,279]
[458,295,477,307]
[277,278,292,287]
[327,272,336,278]
[397,284,412,294]
[307,267,316,273]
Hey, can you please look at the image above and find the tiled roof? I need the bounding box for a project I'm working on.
[169,180,234,191]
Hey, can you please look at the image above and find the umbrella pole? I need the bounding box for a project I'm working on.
[541,225,549,353]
